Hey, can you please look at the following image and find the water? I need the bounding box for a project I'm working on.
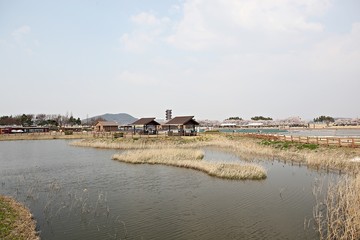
[212,128,288,134]
[211,128,360,137]
[0,140,334,239]
[285,129,360,137]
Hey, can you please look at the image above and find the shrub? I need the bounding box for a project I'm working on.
[204,130,220,134]
[297,143,318,150]
[113,132,124,138]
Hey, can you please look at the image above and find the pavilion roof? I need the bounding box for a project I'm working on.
[130,118,160,126]
[164,116,199,126]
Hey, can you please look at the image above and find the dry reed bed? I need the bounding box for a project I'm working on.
[112,148,266,180]
[70,137,209,149]
[71,135,360,173]
[0,133,92,141]
[314,175,360,239]
[216,135,360,173]
[0,195,39,240]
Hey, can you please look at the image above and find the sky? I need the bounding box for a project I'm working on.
[0,0,359,121]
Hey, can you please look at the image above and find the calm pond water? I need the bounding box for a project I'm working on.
[285,129,360,137]
[0,140,334,239]
[216,128,288,134]
[216,128,360,137]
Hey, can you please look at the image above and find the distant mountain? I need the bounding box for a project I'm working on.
[83,113,138,125]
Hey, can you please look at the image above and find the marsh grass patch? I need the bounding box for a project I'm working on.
[0,195,39,240]
[260,140,319,150]
[112,148,267,180]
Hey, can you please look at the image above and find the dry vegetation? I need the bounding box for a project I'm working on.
[223,134,360,173]
[0,195,39,240]
[0,132,92,141]
[74,136,267,180]
[314,175,360,240]
[112,148,266,180]
[71,134,360,173]
[70,135,210,149]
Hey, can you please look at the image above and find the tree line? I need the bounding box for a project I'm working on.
[227,115,336,122]
[313,115,335,123]
[0,114,82,127]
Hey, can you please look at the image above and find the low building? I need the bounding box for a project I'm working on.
[163,116,199,136]
[246,122,264,128]
[94,121,119,132]
[0,126,49,134]
[220,123,237,128]
[130,118,160,134]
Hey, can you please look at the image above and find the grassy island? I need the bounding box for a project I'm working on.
[112,148,266,180]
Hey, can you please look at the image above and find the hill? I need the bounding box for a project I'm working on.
[83,113,137,125]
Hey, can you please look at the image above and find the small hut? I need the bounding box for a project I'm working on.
[130,118,160,134]
[94,121,119,132]
[163,116,199,136]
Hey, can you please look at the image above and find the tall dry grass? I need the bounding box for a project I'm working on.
[112,148,266,180]
[114,148,204,162]
[70,136,210,150]
[71,134,360,173]
[313,175,360,239]
[218,135,360,173]
[207,136,302,161]
[0,132,93,141]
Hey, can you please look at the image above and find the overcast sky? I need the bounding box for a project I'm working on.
[0,0,359,121]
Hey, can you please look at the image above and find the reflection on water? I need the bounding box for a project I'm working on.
[0,140,334,239]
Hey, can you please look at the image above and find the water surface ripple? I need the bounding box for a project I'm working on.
[0,140,333,239]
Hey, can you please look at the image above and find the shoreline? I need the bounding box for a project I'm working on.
[0,132,93,141]
[0,195,39,240]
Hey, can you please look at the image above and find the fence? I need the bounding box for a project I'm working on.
[240,133,360,148]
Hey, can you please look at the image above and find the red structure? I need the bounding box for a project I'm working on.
[0,126,49,134]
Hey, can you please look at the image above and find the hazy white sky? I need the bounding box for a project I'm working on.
[1,0,359,120]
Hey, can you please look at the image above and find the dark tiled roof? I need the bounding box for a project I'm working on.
[96,121,118,126]
[164,116,199,125]
[131,118,160,126]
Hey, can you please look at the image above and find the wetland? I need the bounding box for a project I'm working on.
[0,138,345,239]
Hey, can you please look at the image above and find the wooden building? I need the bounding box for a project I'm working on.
[130,118,160,134]
[163,116,199,136]
[94,121,119,132]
